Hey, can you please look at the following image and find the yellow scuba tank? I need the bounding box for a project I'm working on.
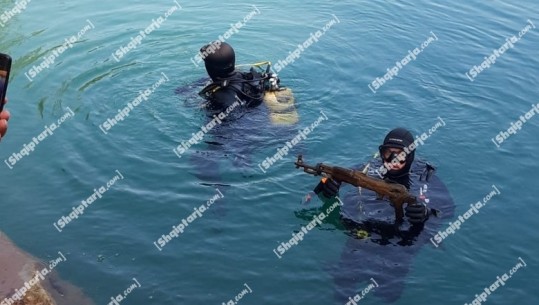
[263,88,299,125]
[237,61,299,125]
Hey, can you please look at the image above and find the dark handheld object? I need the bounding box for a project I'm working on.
[295,155,418,221]
[0,53,11,112]
[313,177,341,198]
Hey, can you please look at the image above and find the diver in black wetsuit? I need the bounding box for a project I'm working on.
[302,128,454,302]
[314,127,436,225]
[198,42,276,111]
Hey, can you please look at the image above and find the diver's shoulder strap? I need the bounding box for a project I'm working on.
[198,69,268,102]
[198,82,222,98]
[198,78,239,98]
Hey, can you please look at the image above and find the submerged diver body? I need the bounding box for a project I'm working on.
[177,42,298,215]
[302,128,455,302]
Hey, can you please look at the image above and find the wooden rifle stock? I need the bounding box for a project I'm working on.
[295,155,417,221]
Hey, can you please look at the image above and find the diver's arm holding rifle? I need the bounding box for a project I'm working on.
[295,155,418,221]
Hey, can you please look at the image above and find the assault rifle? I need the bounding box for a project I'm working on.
[294,155,418,221]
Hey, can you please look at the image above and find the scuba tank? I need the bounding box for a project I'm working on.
[260,62,299,125]
[199,61,299,125]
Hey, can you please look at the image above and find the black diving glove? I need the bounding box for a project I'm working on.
[313,177,341,198]
[405,202,429,224]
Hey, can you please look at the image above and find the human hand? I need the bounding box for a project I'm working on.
[405,202,429,224]
[313,176,341,198]
[0,98,10,140]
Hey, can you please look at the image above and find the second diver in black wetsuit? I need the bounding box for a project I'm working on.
[198,42,280,111]
[314,127,440,225]
[301,127,455,302]
[181,42,297,216]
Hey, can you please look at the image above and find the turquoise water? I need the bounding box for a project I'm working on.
[1,0,538,304]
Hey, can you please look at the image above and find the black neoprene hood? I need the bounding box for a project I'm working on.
[379,127,415,178]
[202,42,236,80]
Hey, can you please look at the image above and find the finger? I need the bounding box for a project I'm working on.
[0,109,10,121]
[406,212,425,219]
[330,178,341,186]
[405,208,425,217]
[323,190,336,198]
[0,119,8,138]
[406,204,425,212]
[329,179,341,188]
[406,206,425,213]
[408,218,422,224]
[326,182,339,193]
[406,208,424,215]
